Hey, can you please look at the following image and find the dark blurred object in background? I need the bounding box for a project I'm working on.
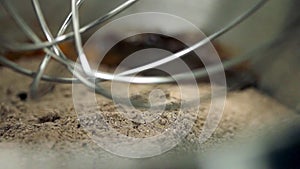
[268,125,300,169]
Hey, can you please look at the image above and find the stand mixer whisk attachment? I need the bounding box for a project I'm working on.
[0,0,268,102]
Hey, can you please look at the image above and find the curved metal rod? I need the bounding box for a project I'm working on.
[63,0,267,83]
[116,0,268,77]
[0,55,115,84]
[0,56,78,83]
[2,0,74,66]
[0,31,275,84]
[29,0,84,98]
[71,0,92,75]
[2,0,139,52]
[70,0,269,84]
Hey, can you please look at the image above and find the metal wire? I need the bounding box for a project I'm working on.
[2,0,139,52]
[0,0,268,101]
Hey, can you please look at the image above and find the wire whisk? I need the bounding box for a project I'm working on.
[0,0,268,101]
